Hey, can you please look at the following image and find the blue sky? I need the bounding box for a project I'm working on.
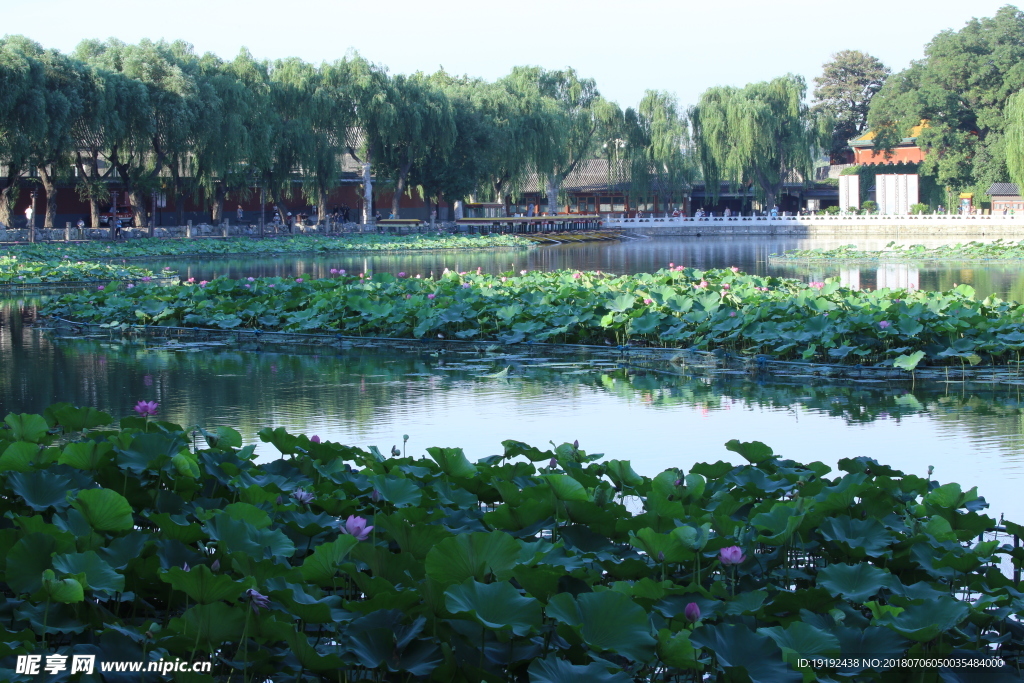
[6,0,1014,109]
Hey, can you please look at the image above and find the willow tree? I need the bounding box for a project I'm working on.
[1006,92,1024,193]
[0,36,47,227]
[691,74,823,209]
[504,67,614,213]
[621,90,694,211]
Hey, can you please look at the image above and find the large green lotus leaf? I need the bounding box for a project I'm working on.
[51,406,111,432]
[527,657,634,683]
[272,584,346,624]
[817,563,891,602]
[382,518,454,560]
[542,474,590,502]
[758,622,841,665]
[723,590,769,615]
[6,470,72,512]
[725,439,774,464]
[818,516,895,558]
[72,488,134,532]
[657,628,700,669]
[751,503,804,545]
[299,535,359,585]
[39,569,84,604]
[148,512,206,544]
[58,441,114,470]
[606,293,635,313]
[224,502,272,529]
[605,460,645,489]
[629,528,693,563]
[285,628,347,671]
[369,474,422,507]
[546,591,656,663]
[173,603,247,648]
[200,425,242,450]
[501,440,555,462]
[160,565,243,604]
[424,531,520,585]
[0,441,38,472]
[690,623,802,683]
[52,551,124,594]
[347,613,441,676]
[881,596,969,642]
[4,413,49,443]
[6,533,57,593]
[203,514,263,556]
[100,532,149,570]
[425,446,476,478]
[832,625,908,666]
[444,579,542,636]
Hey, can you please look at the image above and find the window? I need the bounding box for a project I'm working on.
[612,197,625,211]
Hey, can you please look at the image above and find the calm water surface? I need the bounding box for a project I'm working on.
[6,235,1024,522]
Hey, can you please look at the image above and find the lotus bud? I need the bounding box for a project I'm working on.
[684,602,701,623]
[548,457,557,469]
[211,559,220,571]
[719,546,745,566]
[310,435,320,444]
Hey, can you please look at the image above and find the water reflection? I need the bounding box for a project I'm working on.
[138,236,1024,301]
[4,302,1024,522]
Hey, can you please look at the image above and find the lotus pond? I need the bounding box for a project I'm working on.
[0,402,1022,682]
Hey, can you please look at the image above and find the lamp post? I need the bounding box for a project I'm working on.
[29,187,37,244]
[259,184,265,238]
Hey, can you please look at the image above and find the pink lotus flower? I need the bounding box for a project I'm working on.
[142,276,152,282]
[268,284,275,288]
[573,272,581,279]
[427,293,436,300]
[244,284,250,288]
[501,277,507,282]
[97,285,105,291]
[810,281,825,290]
[340,515,373,541]
[879,320,891,329]
[477,267,482,274]
[330,268,338,275]
[719,546,745,565]
[295,278,303,283]
[462,283,471,288]
[247,277,255,281]
[669,262,675,268]
[721,283,730,290]
[339,269,346,275]
[310,435,320,444]
[292,489,314,505]
[127,284,134,289]
[684,602,701,623]
[520,270,528,275]
[697,280,708,288]
[730,266,739,273]
[246,588,271,614]
[415,274,421,279]
[187,278,195,283]
[134,400,159,417]
[644,298,653,305]
[729,311,737,317]
[398,272,406,278]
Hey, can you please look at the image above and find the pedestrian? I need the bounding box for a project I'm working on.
[724,207,731,217]
[23,205,32,228]
[236,204,244,222]
[114,217,122,239]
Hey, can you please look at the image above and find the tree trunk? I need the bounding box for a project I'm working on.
[546,175,559,216]
[391,156,412,218]
[211,182,225,223]
[37,166,58,228]
[362,161,373,224]
[127,189,148,233]
[172,162,186,227]
[0,169,20,227]
[318,189,327,228]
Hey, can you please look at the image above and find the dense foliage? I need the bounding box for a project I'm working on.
[40,267,1024,370]
[7,234,530,262]
[812,50,890,161]
[0,255,168,285]
[690,75,826,209]
[0,37,693,228]
[777,240,1024,263]
[867,5,1024,199]
[0,404,1020,682]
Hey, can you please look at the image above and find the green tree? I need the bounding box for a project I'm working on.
[869,5,1024,197]
[691,74,824,209]
[812,50,889,160]
[0,36,48,228]
[620,90,694,211]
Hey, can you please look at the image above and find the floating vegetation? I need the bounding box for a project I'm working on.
[6,233,531,262]
[0,403,1020,681]
[39,267,1024,370]
[0,255,173,288]
[773,239,1024,264]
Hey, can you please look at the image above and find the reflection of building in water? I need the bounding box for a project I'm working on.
[839,267,861,290]
[876,264,919,290]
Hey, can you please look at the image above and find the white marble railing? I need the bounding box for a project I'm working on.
[606,214,1024,229]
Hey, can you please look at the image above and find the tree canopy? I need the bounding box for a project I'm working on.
[867,5,1024,197]
[690,74,824,208]
[812,50,889,161]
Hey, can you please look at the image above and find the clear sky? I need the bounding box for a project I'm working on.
[4,0,1015,109]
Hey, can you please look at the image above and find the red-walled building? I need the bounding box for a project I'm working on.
[849,122,927,165]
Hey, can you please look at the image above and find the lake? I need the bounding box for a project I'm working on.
[4,235,1024,523]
